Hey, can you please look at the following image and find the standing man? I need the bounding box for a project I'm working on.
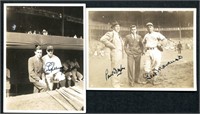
[28,45,48,93]
[124,25,143,87]
[100,21,124,88]
[42,45,65,90]
[142,22,167,83]
[177,41,182,55]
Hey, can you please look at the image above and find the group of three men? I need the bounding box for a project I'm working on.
[28,45,66,92]
[100,21,167,88]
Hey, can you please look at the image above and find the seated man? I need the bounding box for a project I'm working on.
[28,45,48,93]
[62,59,83,87]
[42,45,65,90]
[70,58,83,82]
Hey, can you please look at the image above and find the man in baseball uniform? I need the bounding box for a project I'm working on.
[124,25,143,87]
[42,45,65,90]
[100,21,124,88]
[142,22,167,84]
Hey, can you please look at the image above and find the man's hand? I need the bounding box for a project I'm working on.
[39,80,46,85]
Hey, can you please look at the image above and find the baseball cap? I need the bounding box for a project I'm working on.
[46,45,54,51]
[146,22,153,26]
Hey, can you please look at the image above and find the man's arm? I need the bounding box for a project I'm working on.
[100,32,116,49]
[28,58,40,81]
[124,35,132,55]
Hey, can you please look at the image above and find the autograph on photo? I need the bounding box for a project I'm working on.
[146,55,183,79]
[44,62,61,72]
[105,65,125,81]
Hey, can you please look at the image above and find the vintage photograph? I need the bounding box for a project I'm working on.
[87,8,196,90]
[4,3,86,113]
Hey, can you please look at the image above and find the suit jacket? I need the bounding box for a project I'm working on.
[124,33,143,57]
[28,55,43,82]
[100,30,124,61]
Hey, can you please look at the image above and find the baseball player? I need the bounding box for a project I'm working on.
[100,21,124,88]
[42,45,65,90]
[142,22,167,84]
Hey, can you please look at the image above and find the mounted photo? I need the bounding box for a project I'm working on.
[3,3,86,113]
[87,8,196,91]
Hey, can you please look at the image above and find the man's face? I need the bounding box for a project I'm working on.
[47,49,54,58]
[113,25,120,33]
[35,50,42,58]
[147,25,154,33]
[130,27,137,34]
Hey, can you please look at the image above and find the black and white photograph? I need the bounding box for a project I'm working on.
[3,3,86,113]
[87,8,196,91]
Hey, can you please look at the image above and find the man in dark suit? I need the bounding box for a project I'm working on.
[124,25,143,87]
[28,45,48,93]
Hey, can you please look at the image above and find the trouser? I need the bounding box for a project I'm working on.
[144,48,161,73]
[178,49,181,54]
[46,72,66,90]
[53,79,66,89]
[127,55,141,84]
[32,80,48,93]
[6,81,11,97]
[71,70,83,81]
[46,75,54,90]
[110,50,123,88]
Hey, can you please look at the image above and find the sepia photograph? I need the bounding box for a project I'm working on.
[3,3,86,113]
[87,8,196,91]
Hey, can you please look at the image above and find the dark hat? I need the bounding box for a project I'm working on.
[111,21,119,28]
[146,22,153,26]
[46,45,54,50]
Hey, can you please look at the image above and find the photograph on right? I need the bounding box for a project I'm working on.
[87,8,197,91]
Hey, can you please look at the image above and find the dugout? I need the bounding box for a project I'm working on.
[6,32,83,96]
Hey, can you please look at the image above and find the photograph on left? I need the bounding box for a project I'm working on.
[3,3,85,113]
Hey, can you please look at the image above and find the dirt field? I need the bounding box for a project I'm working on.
[89,47,195,89]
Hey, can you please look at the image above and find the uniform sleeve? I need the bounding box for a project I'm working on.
[158,32,166,40]
[56,57,62,68]
[28,58,40,81]
[100,32,116,49]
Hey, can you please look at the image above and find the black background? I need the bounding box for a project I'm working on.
[1,0,199,113]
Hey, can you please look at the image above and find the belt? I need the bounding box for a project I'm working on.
[146,47,155,50]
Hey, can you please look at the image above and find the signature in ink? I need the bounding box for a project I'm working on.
[45,62,61,72]
[105,65,125,81]
[146,55,183,79]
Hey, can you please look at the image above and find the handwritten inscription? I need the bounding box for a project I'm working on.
[146,55,183,79]
[45,62,61,72]
[105,65,125,80]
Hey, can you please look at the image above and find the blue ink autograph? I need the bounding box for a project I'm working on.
[45,62,61,72]
[105,65,125,81]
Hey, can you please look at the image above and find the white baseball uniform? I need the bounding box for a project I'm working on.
[42,54,65,90]
[142,31,166,73]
